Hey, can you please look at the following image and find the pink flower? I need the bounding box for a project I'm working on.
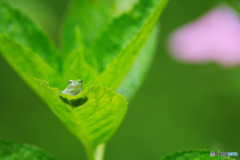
[169,5,240,67]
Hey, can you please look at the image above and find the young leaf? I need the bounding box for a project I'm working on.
[62,0,139,53]
[0,140,54,160]
[62,27,98,84]
[62,0,167,100]
[0,1,61,71]
[62,0,115,53]
[91,0,168,92]
[86,0,168,73]
[35,80,128,159]
[162,150,233,160]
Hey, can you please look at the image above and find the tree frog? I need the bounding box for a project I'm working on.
[61,79,83,96]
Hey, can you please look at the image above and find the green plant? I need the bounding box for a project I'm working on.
[0,0,168,159]
[0,140,54,160]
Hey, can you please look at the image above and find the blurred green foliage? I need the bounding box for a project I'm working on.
[161,150,232,160]
[0,0,240,160]
[222,0,240,14]
[0,140,54,160]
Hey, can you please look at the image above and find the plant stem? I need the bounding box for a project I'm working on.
[86,144,105,160]
[94,144,105,160]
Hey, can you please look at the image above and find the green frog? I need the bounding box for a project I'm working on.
[61,79,82,96]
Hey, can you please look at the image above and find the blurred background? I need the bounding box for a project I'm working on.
[0,0,240,159]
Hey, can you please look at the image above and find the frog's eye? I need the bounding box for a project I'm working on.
[79,80,82,83]
[69,80,73,84]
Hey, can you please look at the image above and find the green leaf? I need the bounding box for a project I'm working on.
[0,35,60,89]
[62,0,167,100]
[0,140,54,160]
[117,26,159,100]
[62,0,115,53]
[62,27,98,84]
[62,0,138,83]
[86,0,167,73]
[62,0,139,54]
[161,150,234,160]
[91,0,168,92]
[0,1,61,71]
[35,80,128,160]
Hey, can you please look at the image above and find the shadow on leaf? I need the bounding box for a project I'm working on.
[59,95,88,107]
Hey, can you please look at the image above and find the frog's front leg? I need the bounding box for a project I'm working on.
[61,90,67,95]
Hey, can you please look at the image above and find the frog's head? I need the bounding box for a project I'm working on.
[68,79,82,89]
[60,79,83,96]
